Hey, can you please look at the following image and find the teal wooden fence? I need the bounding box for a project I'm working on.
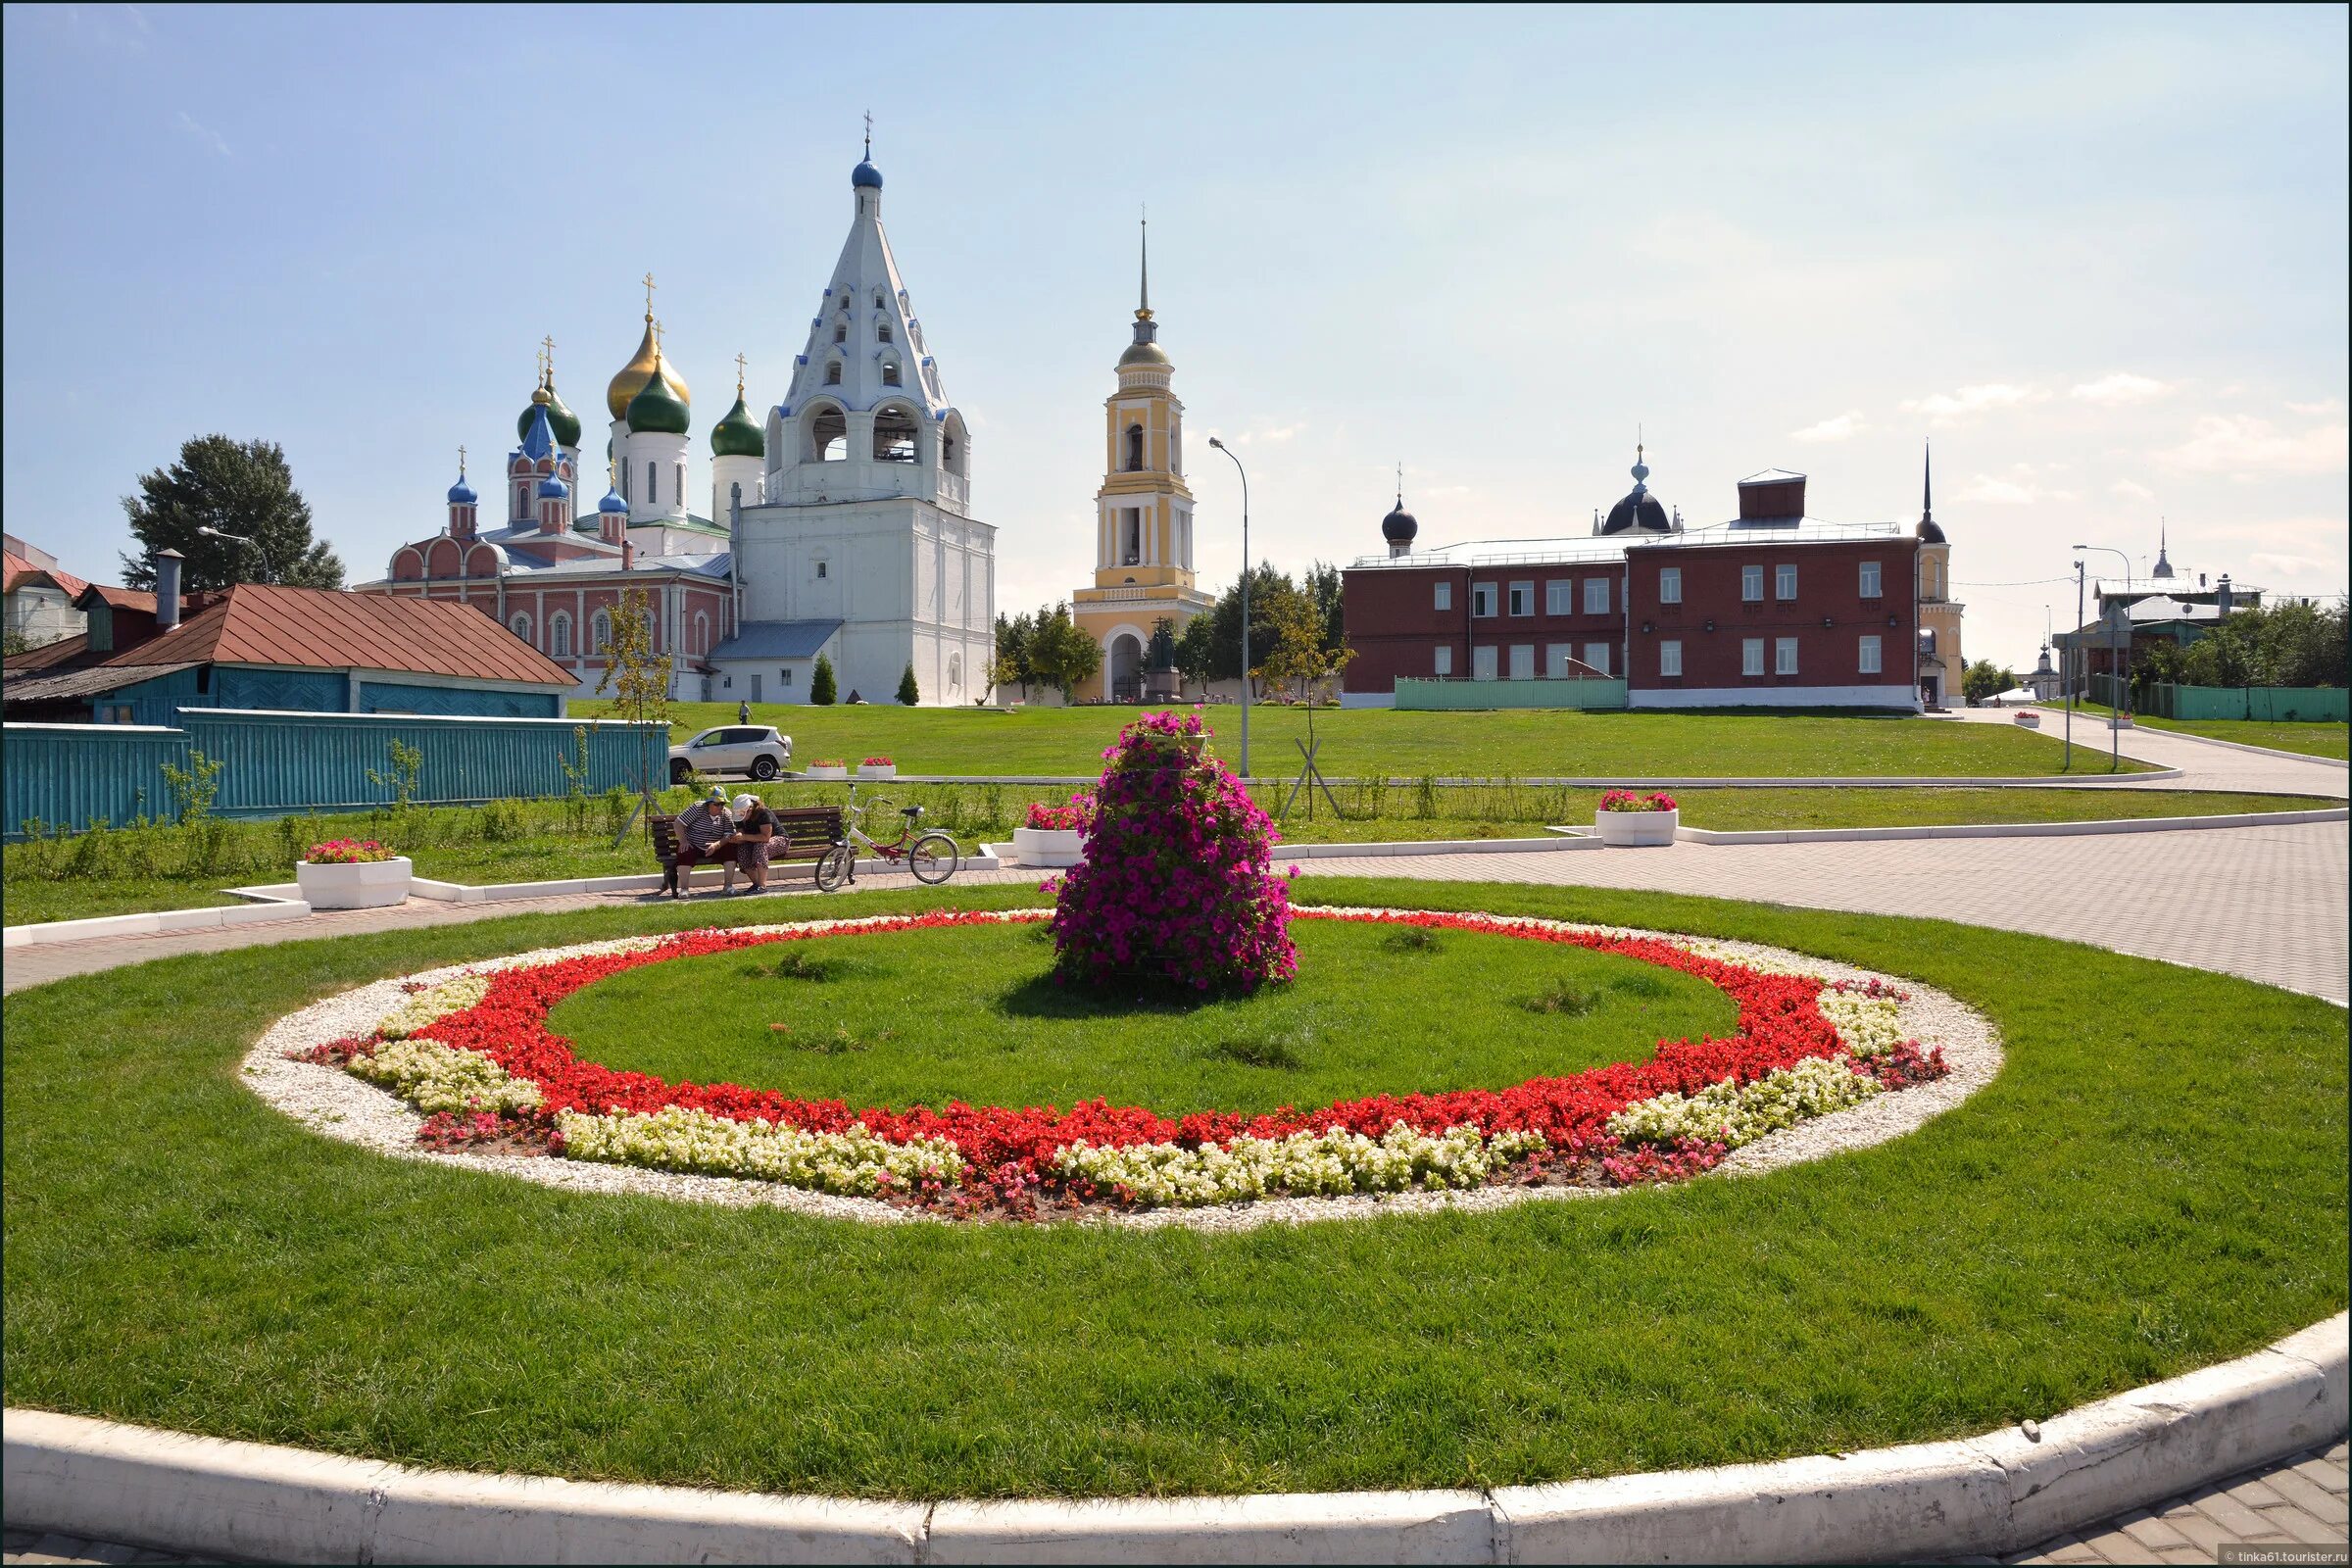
[5,710,668,837]
[2091,674,2347,723]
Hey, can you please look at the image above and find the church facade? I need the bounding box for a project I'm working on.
[1070,222,1212,702]
[360,151,995,708]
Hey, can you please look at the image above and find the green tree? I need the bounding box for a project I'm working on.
[993,611,1036,702]
[1960,660,2014,705]
[593,588,672,795]
[1303,560,1346,653]
[1204,563,1300,695]
[120,435,343,591]
[897,662,921,706]
[810,653,839,706]
[2,628,31,658]
[1255,585,1355,711]
[1173,612,1217,695]
[1024,604,1102,701]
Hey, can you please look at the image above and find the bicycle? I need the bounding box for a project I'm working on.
[814,784,961,890]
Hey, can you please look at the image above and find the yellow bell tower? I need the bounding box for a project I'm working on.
[1072,216,1214,702]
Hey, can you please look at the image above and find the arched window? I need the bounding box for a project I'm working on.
[674,463,684,508]
[514,481,529,516]
[877,321,892,344]
[645,461,657,505]
[591,609,613,655]
[811,407,848,463]
[1125,423,1145,471]
[825,360,843,385]
[833,323,847,344]
[947,652,961,696]
[693,611,710,656]
[872,291,886,310]
[881,359,902,387]
[942,433,958,470]
[549,612,572,659]
[873,405,919,464]
[509,612,532,646]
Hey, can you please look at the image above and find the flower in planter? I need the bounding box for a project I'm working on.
[861,756,895,766]
[304,839,398,864]
[810,759,846,769]
[1597,790,1678,813]
[1024,792,1098,832]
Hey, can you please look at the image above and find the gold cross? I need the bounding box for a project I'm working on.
[862,110,872,160]
[642,271,657,319]
[735,351,748,394]
[458,444,466,477]
[540,333,556,383]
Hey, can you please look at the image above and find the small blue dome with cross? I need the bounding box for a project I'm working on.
[599,482,627,515]
[852,159,883,190]
[446,473,477,506]
[536,473,569,501]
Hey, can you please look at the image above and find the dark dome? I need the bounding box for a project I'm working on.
[1600,489,1672,535]
[852,160,883,190]
[1382,502,1418,544]
[1917,517,1947,544]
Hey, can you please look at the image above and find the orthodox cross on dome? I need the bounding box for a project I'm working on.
[457,444,466,478]
[540,334,556,386]
[642,272,657,321]
[1396,461,1404,507]
[1137,207,1152,321]
[863,110,872,161]
[735,351,748,395]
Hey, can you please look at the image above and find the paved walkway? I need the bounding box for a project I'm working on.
[1953,706,2350,799]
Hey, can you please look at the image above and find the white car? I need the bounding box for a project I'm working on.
[669,725,793,783]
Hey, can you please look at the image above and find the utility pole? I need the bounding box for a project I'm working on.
[2067,561,2083,768]
[1208,436,1251,779]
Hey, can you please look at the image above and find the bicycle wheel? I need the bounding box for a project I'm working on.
[813,841,856,892]
[907,831,959,884]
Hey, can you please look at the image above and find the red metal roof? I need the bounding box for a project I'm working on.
[105,585,574,687]
[4,551,91,602]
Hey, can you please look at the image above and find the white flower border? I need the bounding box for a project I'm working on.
[240,908,2002,1234]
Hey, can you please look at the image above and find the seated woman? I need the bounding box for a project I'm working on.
[727,792,779,893]
[671,786,736,897]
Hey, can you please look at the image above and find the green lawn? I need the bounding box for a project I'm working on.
[4,785,2332,927]
[5,879,2342,1499]
[663,702,2152,779]
[2056,701,2349,760]
[551,918,1731,1117]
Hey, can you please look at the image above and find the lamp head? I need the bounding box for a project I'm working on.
[1207,436,1225,450]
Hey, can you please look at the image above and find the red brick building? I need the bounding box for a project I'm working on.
[1343,467,1929,710]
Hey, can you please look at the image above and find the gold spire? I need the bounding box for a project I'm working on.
[1136,208,1152,322]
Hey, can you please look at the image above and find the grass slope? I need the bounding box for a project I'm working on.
[550,917,1732,1116]
[5,879,2343,1499]
[664,702,2148,779]
[2058,702,2350,760]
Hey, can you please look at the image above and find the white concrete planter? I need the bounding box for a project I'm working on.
[858,764,898,780]
[294,857,412,910]
[1012,826,1085,867]
[806,765,849,780]
[2013,711,2041,728]
[2109,714,2136,730]
[1596,808,1679,847]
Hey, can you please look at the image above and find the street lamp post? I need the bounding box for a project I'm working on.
[195,525,271,585]
[2074,544,2134,772]
[1207,436,1250,780]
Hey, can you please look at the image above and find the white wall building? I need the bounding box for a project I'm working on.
[723,150,995,707]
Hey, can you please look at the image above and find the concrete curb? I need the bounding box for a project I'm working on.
[0,898,312,951]
[882,770,2189,790]
[7,1314,2342,1564]
[982,836,1604,867]
[1675,806,2350,845]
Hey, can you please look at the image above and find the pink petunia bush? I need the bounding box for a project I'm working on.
[1046,710,1298,993]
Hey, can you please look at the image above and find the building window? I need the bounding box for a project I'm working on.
[509,612,532,646]
[1434,581,1452,612]
[1776,564,1798,601]
[693,612,709,656]
[825,361,843,385]
[1859,634,1883,674]
[1776,636,1798,675]
[1660,639,1683,677]
[1508,645,1534,679]
[550,612,573,659]
[1584,578,1610,615]
[815,559,829,580]
[1742,564,1764,602]
[782,666,795,685]
[1742,637,1764,676]
[1125,424,1145,471]
[1860,561,1883,599]
[1584,641,1611,676]
[834,324,847,344]
[1546,643,1572,677]
[878,322,892,343]
[812,408,848,462]
[1471,582,1496,617]
[1434,645,1453,675]
[872,406,919,463]
[1473,645,1498,680]
[1546,580,1572,615]
[675,464,685,507]
[1508,581,1533,616]
[646,462,657,505]
[881,361,902,387]
[1659,566,1683,604]
[591,609,613,654]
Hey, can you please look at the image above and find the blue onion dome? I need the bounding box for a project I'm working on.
[536,473,569,500]
[1382,498,1417,545]
[710,391,765,458]
[599,480,628,514]
[625,351,693,435]
[446,471,477,506]
[852,159,883,190]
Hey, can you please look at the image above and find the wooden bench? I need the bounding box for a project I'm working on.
[650,806,845,897]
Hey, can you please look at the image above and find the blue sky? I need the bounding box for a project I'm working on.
[4,3,2344,668]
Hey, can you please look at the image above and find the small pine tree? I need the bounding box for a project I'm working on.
[896,662,920,706]
[810,654,838,706]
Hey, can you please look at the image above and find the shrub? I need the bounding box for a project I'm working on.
[810,655,838,706]
[897,662,920,706]
[1046,710,1297,993]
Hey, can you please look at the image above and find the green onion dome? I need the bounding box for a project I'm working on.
[625,351,692,435]
[517,383,582,450]
[710,391,764,459]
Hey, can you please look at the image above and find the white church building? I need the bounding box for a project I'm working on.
[718,149,996,707]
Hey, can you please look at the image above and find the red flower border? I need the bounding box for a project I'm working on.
[397,909,1914,1184]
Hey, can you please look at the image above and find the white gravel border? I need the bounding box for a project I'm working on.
[240,907,2001,1232]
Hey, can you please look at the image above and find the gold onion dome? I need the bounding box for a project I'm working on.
[626,349,693,435]
[606,318,689,419]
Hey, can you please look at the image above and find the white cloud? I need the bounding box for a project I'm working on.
[1789,410,1867,443]
[1959,465,2078,506]
[2287,398,2347,416]
[2247,552,2326,579]
[2070,372,2174,406]
[174,111,230,159]
[2154,415,2348,477]
[2110,479,2156,501]
[1232,423,1300,446]
[1901,383,2050,425]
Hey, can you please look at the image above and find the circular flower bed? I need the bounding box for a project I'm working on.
[252,909,1986,1227]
